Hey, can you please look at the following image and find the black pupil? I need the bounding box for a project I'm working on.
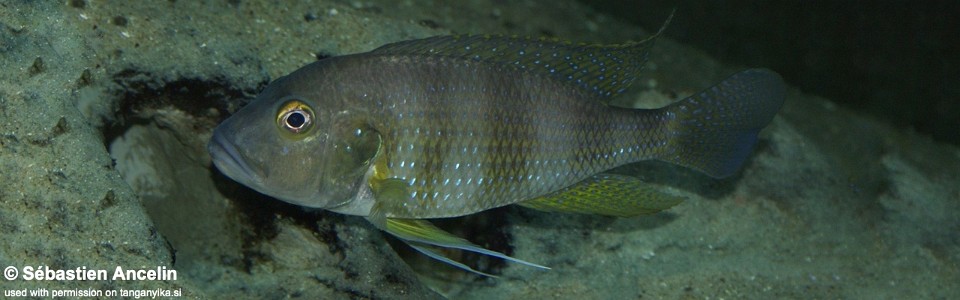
[285,111,306,128]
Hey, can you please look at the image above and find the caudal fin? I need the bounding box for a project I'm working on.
[658,69,785,178]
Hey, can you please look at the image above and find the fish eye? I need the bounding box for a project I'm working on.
[282,110,309,130]
[276,100,315,134]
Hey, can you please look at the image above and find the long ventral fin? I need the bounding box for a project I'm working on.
[382,218,550,277]
[366,177,549,276]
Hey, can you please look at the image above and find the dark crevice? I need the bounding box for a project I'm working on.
[101,70,264,148]
[99,68,331,275]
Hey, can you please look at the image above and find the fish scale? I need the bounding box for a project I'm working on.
[208,13,785,275]
[369,56,667,218]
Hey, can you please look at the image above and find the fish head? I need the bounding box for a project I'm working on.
[208,62,381,209]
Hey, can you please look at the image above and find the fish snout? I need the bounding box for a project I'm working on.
[208,131,260,186]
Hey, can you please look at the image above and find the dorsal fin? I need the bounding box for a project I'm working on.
[371,12,673,100]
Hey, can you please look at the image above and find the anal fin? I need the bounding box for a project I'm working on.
[519,174,684,217]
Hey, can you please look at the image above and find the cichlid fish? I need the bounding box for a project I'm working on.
[208,16,785,275]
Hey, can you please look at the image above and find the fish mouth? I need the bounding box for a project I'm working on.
[208,132,261,186]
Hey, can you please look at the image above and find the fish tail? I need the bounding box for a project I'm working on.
[657,68,785,178]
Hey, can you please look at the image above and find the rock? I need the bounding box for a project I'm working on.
[0,0,955,299]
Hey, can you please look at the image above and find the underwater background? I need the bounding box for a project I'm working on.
[0,0,956,298]
[599,0,960,147]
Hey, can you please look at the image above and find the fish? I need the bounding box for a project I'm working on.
[207,15,786,276]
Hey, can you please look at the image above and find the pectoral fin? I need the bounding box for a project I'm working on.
[519,174,684,217]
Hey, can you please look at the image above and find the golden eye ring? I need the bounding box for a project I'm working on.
[276,100,314,134]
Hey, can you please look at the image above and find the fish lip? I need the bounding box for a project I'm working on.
[208,132,260,185]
